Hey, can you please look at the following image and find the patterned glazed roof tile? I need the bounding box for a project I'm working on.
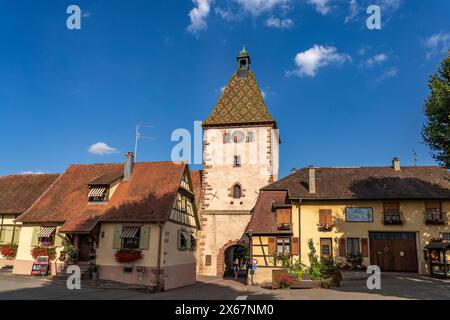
[203,71,275,127]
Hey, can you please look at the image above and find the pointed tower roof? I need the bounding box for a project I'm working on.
[203,48,276,128]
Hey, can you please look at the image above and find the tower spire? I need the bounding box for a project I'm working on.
[237,45,251,78]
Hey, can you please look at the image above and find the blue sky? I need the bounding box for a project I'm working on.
[0,0,449,178]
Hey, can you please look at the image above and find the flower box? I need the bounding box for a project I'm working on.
[31,246,57,260]
[317,223,335,232]
[0,244,18,259]
[114,249,142,263]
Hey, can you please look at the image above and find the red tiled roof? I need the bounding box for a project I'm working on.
[246,190,290,234]
[0,174,60,214]
[190,170,203,208]
[263,166,450,200]
[17,162,188,232]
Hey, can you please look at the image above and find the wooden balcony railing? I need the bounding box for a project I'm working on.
[424,212,448,225]
[382,212,404,225]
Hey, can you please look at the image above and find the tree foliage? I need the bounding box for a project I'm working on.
[422,54,450,168]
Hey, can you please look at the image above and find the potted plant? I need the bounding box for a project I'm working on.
[89,264,99,280]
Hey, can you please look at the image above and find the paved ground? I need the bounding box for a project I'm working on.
[0,272,448,300]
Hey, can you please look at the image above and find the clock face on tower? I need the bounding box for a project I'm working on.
[231,130,245,143]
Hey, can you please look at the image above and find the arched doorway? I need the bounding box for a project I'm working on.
[223,245,248,277]
[217,239,249,279]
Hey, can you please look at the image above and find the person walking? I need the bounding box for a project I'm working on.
[233,258,240,280]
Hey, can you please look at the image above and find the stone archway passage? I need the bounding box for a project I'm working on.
[216,239,248,277]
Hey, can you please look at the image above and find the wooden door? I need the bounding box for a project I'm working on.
[78,235,93,261]
[369,232,418,272]
[320,238,333,262]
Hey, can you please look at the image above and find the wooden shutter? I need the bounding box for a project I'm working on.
[31,226,40,246]
[277,209,291,225]
[139,226,150,250]
[268,237,276,255]
[205,255,212,266]
[339,238,346,257]
[292,237,300,255]
[361,238,368,257]
[112,225,122,249]
[383,202,399,213]
[54,230,63,247]
[319,209,332,224]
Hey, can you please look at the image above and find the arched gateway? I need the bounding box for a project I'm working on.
[196,47,280,277]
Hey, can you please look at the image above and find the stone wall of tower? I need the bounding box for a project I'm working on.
[197,125,279,276]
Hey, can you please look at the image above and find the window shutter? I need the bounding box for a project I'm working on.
[292,237,300,255]
[112,225,122,249]
[54,231,63,247]
[177,230,181,250]
[0,227,5,243]
[339,238,346,257]
[319,209,332,224]
[31,226,40,246]
[268,237,276,255]
[383,202,399,213]
[277,209,291,225]
[361,238,368,257]
[139,226,150,250]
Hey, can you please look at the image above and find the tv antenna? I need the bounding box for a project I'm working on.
[134,123,155,161]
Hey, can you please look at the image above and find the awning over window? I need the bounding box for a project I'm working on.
[181,230,191,240]
[88,186,107,197]
[38,226,56,238]
[121,226,140,239]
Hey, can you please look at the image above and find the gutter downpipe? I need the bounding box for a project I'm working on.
[156,222,164,291]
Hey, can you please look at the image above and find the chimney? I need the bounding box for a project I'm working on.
[392,157,401,171]
[308,167,316,194]
[291,168,297,174]
[124,152,135,181]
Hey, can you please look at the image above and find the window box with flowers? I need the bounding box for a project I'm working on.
[317,223,335,232]
[0,244,18,260]
[31,246,57,260]
[277,223,291,231]
[114,249,143,263]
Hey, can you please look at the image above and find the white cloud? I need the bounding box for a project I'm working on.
[423,33,450,59]
[364,53,388,67]
[287,45,351,77]
[344,0,359,23]
[21,170,46,175]
[215,7,241,21]
[266,16,294,29]
[88,142,119,155]
[377,67,398,82]
[187,0,212,34]
[234,0,291,16]
[380,0,402,12]
[261,90,267,98]
[307,0,332,15]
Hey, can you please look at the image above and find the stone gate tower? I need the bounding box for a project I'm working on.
[197,47,279,276]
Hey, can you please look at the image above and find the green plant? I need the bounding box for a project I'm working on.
[89,264,99,273]
[62,236,77,264]
[273,252,306,278]
[306,239,325,280]
[422,53,450,168]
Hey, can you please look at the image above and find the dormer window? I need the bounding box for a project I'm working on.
[87,172,123,204]
[88,185,108,203]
